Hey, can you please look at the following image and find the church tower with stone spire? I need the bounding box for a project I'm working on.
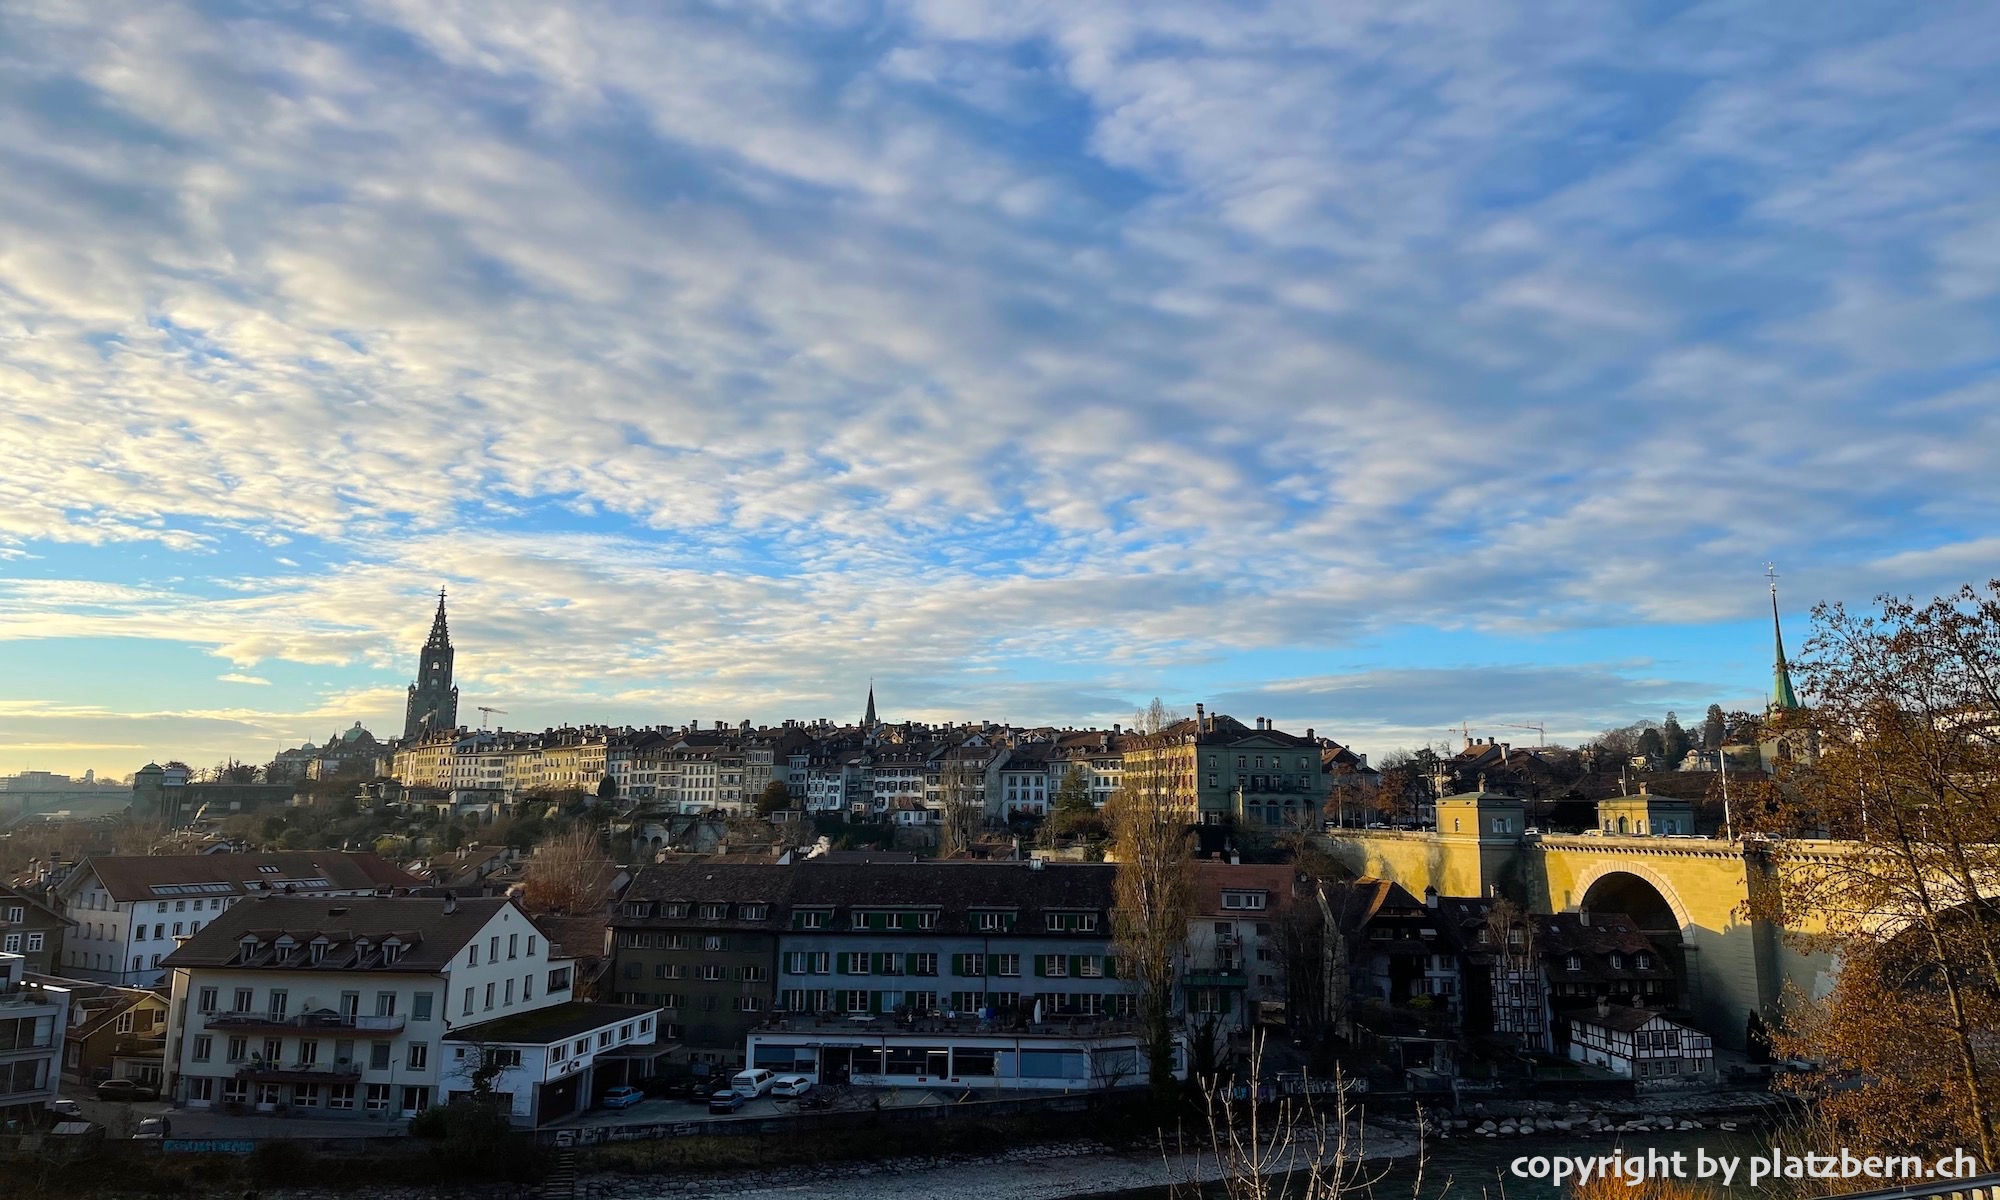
[863,680,878,728]
[403,587,460,741]
[1768,567,1800,712]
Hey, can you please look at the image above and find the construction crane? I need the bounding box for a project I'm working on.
[477,706,509,730]
[1494,721,1547,747]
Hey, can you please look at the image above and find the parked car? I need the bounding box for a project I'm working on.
[599,1086,645,1110]
[46,1099,82,1117]
[95,1079,158,1102]
[133,1117,171,1139]
[769,1075,815,1099]
[707,1090,747,1114]
[728,1068,776,1098]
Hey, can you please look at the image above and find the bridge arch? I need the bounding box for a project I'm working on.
[1574,862,1696,1007]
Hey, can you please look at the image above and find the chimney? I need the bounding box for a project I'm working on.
[1195,704,1205,729]
[442,892,457,914]
[1596,996,1610,1019]
[1639,781,1650,796]
[1306,728,1315,741]
[1578,910,1590,927]
[1424,885,1439,909]
[1112,723,1121,735]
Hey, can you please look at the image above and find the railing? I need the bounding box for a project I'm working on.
[234,1060,363,1081]
[1182,968,1248,988]
[204,1012,404,1034]
[1825,1174,2000,1200]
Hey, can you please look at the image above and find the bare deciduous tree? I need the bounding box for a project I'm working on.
[519,827,611,916]
[1109,749,1197,1097]
[1134,696,1184,735]
[935,755,984,858]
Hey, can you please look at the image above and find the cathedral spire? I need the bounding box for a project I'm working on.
[864,679,877,727]
[1767,565,1800,711]
[427,586,450,648]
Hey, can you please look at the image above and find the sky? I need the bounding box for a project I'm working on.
[1,0,1997,780]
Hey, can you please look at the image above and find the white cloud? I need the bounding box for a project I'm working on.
[0,0,1993,769]
[217,673,271,686]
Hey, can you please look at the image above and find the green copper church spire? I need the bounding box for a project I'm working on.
[1768,565,1800,711]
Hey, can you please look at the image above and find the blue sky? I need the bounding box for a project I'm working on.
[1,0,1996,778]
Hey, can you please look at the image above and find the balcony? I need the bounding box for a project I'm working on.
[233,1059,363,1084]
[204,1011,405,1035]
[1183,968,1249,988]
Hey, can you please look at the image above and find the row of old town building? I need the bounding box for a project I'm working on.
[2,833,1713,1132]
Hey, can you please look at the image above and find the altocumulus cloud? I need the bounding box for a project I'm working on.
[0,0,1996,765]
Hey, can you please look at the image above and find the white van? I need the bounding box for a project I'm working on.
[729,1068,777,1098]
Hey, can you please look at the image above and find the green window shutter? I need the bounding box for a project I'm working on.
[870,990,883,1014]
[1033,955,1046,977]
[1069,956,1081,976]
[1104,956,1117,980]
[906,953,920,975]
[838,952,851,975]
[872,952,885,974]
[1222,990,1234,1014]
[951,953,963,976]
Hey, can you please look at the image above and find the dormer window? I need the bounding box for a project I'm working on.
[1221,892,1266,911]
[381,940,402,966]
[1565,953,1582,971]
[1609,952,1624,970]
[699,904,727,920]
[238,937,259,962]
[309,942,329,964]
[1636,953,1653,971]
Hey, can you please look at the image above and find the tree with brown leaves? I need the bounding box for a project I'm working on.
[1762,580,2000,1164]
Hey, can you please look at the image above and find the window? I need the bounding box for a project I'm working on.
[910,953,937,976]
[526,936,537,956]
[508,933,519,959]
[462,987,474,1016]
[1079,957,1104,979]
[959,953,987,977]
[699,904,727,919]
[548,967,572,992]
[198,987,219,1013]
[1609,953,1624,970]
[995,954,1021,977]
[1565,954,1582,971]
[328,1084,356,1110]
[484,983,495,1010]
[699,964,725,981]
[975,912,1012,932]
[226,1037,247,1063]
[412,992,433,1021]
[1221,892,1267,911]
[504,978,515,1005]
[375,992,396,1017]
[1043,955,1069,978]
[370,1042,391,1070]
[233,988,254,1013]
[734,995,763,1012]
[468,944,480,967]
[739,904,768,920]
[400,1086,430,1113]
[523,974,533,1001]
[407,1043,428,1071]
[193,1036,213,1062]
[701,935,727,951]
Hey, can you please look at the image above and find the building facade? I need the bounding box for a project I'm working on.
[0,952,69,1123]
[774,862,1130,1024]
[609,864,792,1070]
[159,894,646,1125]
[0,882,68,975]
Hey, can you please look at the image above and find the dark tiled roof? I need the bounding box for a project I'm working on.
[445,1001,659,1045]
[1191,861,1301,918]
[614,861,1117,936]
[161,895,535,972]
[1569,1004,1688,1034]
[76,852,422,903]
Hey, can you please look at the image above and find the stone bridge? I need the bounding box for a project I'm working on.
[1326,797,1849,1049]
